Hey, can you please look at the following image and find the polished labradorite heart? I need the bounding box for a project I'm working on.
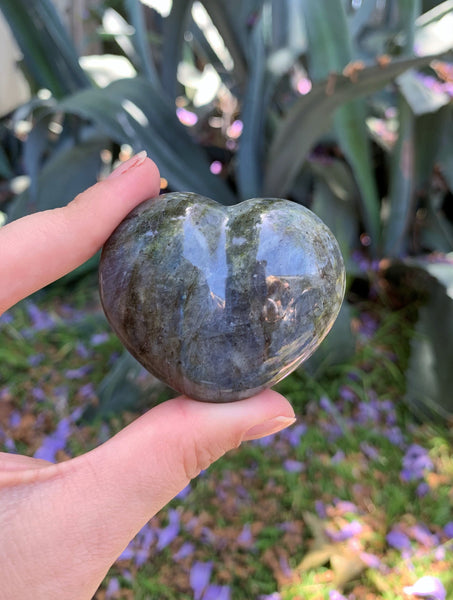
[99,192,345,402]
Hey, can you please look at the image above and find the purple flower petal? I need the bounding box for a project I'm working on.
[401,445,433,481]
[76,342,91,359]
[4,437,16,452]
[9,411,21,428]
[65,365,93,379]
[254,434,275,447]
[53,385,69,404]
[28,353,45,367]
[156,509,180,550]
[409,524,438,548]
[134,547,150,567]
[26,302,55,331]
[315,500,327,519]
[70,406,84,422]
[360,442,380,461]
[32,387,47,401]
[416,482,430,497]
[359,551,382,569]
[435,546,446,561]
[78,383,95,400]
[118,545,135,561]
[201,526,217,545]
[33,417,72,462]
[444,522,453,538]
[0,311,13,325]
[90,332,109,346]
[190,561,213,600]
[326,520,362,542]
[320,396,334,413]
[329,591,348,600]
[334,500,358,515]
[138,523,155,552]
[282,423,307,446]
[331,450,345,464]
[0,387,11,400]
[55,417,72,439]
[237,523,253,546]
[173,541,195,561]
[283,459,304,473]
[33,437,63,462]
[176,483,192,500]
[322,422,343,442]
[403,576,446,600]
[105,577,120,599]
[386,529,411,550]
[118,523,156,566]
[357,312,379,338]
[339,385,356,401]
[203,584,231,600]
[279,555,292,577]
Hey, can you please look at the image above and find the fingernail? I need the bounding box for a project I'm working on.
[108,151,148,179]
[242,416,296,441]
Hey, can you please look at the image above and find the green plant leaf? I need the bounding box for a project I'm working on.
[0,0,91,98]
[268,0,307,64]
[300,0,380,252]
[58,77,237,204]
[124,0,161,85]
[304,300,356,376]
[346,0,383,43]
[397,69,451,115]
[201,0,248,85]
[0,144,13,179]
[334,101,381,252]
[161,0,193,97]
[7,136,105,220]
[84,351,147,420]
[301,0,353,77]
[101,8,141,69]
[383,95,415,257]
[438,117,453,192]
[420,198,453,253]
[413,108,453,253]
[310,165,359,268]
[22,112,55,203]
[405,260,453,420]
[264,53,446,198]
[236,19,271,199]
[383,0,421,257]
[414,107,449,191]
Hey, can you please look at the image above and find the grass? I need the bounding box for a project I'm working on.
[1,275,452,600]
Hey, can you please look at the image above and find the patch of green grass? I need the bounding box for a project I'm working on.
[2,283,453,600]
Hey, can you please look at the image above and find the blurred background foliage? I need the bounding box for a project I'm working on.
[1,0,453,419]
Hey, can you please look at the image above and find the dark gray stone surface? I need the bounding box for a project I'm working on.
[99,193,345,402]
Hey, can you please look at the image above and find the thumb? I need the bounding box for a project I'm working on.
[61,391,294,568]
[4,392,295,600]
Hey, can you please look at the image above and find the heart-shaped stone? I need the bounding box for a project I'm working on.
[99,192,345,402]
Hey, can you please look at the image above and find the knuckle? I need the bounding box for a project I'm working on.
[182,438,226,481]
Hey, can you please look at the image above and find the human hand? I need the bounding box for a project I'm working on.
[0,153,295,600]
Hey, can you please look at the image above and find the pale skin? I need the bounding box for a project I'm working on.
[0,154,295,600]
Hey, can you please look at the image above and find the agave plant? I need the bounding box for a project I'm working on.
[1,0,453,418]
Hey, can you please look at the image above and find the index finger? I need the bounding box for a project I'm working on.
[0,153,160,315]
